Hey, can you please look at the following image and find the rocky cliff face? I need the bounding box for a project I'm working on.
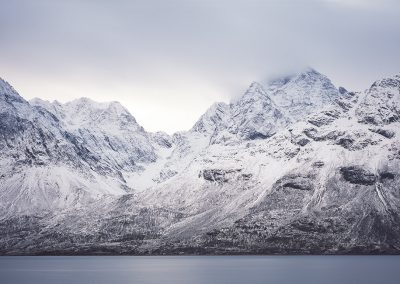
[1,70,400,255]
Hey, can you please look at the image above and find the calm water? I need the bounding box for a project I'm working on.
[0,256,399,284]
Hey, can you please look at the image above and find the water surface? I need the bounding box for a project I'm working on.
[0,256,399,284]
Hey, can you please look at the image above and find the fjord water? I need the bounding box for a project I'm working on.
[0,256,399,284]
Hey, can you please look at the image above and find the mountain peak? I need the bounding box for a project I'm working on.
[191,102,230,134]
[0,77,24,103]
[245,81,266,94]
[68,97,124,109]
[235,81,271,105]
[63,97,132,119]
[266,68,340,121]
[192,79,289,142]
[370,74,400,90]
[356,73,400,125]
[295,67,328,83]
[30,97,141,132]
[302,66,319,74]
[0,77,13,90]
[267,67,320,85]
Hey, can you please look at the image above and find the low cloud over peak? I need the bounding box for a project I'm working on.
[0,0,399,133]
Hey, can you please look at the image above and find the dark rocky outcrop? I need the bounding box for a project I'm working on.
[336,137,355,149]
[308,109,341,127]
[312,161,325,168]
[303,128,345,142]
[274,174,314,191]
[379,172,395,181]
[201,169,242,183]
[296,138,310,146]
[340,166,376,185]
[369,128,395,139]
[338,86,348,94]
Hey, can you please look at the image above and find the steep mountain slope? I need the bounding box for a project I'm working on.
[228,82,289,141]
[192,82,288,146]
[0,71,399,255]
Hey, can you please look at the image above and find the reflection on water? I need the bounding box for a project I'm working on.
[0,256,399,284]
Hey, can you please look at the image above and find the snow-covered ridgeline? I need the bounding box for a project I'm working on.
[1,69,400,255]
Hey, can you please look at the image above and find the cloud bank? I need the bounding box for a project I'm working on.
[0,0,399,133]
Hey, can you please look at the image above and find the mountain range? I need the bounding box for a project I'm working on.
[1,68,399,255]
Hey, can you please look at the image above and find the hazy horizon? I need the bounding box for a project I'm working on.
[1,0,399,133]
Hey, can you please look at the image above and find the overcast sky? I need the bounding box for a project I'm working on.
[0,0,399,133]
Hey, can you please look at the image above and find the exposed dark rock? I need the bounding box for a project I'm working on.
[324,130,345,140]
[303,128,345,142]
[247,132,271,140]
[360,116,379,125]
[336,137,355,149]
[340,166,376,185]
[296,138,310,146]
[239,173,253,181]
[336,99,352,111]
[283,182,312,190]
[369,128,395,139]
[153,169,178,183]
[335,134,378,151]
[201,169,242,183]
[379,172,395,181]
[371,77,400,89]
[312,161,325,168]
[63,131,99,163]
[303,128,319,139]
[338,87,348,94]
[274,174,313,191]
[284,147,300,159]
[0,113,31,137]
[308,117,332,127]
[308,109,341,127]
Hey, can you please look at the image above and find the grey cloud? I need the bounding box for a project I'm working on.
[0,0,399,132]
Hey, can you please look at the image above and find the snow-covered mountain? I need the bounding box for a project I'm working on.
[1,69,399,255]
[30,97,160,171]
[0,78,172,216]
[193,81,289,144]
[266,68,341,121]
[356,74,400,125]
[192,68,340,145]
[0,78,125,216]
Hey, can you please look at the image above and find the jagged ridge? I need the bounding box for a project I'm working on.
[0,69,400,255]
